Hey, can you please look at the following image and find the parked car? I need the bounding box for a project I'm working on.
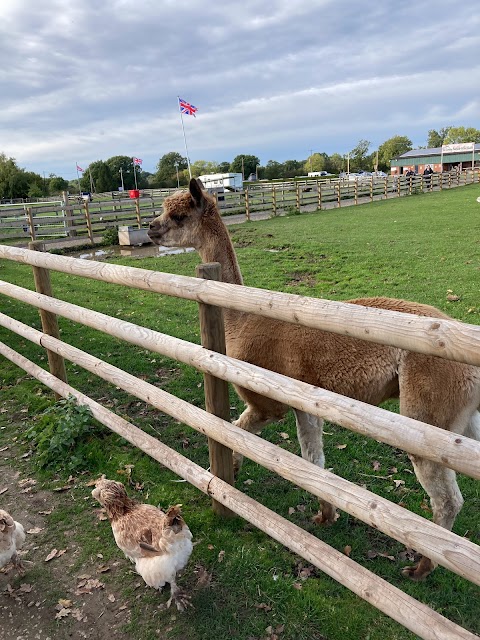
[372,171,387,177]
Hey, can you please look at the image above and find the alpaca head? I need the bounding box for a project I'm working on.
[148,178,217,249]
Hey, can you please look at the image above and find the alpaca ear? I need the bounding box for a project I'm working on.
[189,178,205,207]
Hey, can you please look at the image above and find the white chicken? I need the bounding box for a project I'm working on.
[92,478,193,610]
[0,509,26,573]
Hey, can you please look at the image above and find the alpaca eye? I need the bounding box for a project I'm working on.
[171,214,183,224]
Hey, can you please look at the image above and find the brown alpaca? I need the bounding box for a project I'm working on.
[148,178,480,581]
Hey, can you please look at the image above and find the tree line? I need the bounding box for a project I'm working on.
[1,126,479,200]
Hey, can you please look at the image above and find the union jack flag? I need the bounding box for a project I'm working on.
[76,164,84,172]
[132,157,142,165]
[178,97,198,117]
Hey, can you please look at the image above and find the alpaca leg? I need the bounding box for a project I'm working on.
[293,410,337,525]
[402,455,464,581]
[232,388,288,475]
[232,405,277,475]
[465,410,480,441]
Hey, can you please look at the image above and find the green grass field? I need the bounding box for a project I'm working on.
[0,185,479,639]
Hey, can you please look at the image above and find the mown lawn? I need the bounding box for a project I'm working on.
[0,184,479,640]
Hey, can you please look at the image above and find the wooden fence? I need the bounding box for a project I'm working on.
[0,244,479,639]
[1,169,479,246]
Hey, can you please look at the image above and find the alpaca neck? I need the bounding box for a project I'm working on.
[198,218,243,286]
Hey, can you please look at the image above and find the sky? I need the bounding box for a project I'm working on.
[1,0,479,181]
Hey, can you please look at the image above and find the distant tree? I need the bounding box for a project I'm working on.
[24,171,46,196]
[217,161,230,173]
[281,159,304,178]
[304,153,327,173]
[349,139,371,172]
[444,126,480,144]
[106,155,134,190]
[264,160,282,180]
[230,154,260,180]
[80,160,114,193]
[155,152,188,187]
[326,153,344,174]
[190,160,220,178]
[0,153,29,199]
[377,135,412,171]
[427,127,451,148]
[49,175,69,194]
[28,183,44,199]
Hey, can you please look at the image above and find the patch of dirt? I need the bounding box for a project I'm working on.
[0,461,136,640]
[285,272,317,288]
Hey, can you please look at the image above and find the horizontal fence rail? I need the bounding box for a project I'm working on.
[1,311,480,588]
[1,245,480,367]
[0,287,479,480]
[0,343,475,640]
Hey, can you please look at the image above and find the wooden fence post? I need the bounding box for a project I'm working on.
[296,183,300,210]
[245,188,250,221]
[135,198,141,228]
[337,182,341,207]
[370,177,373,202]
[28,242,68,398]
[384,177,388,199]
[26,207,36,241]
[196,262,234,517]
[272,187,277,216]
[318,183,322,210]
[83,200,94,245]
[354,180,358,205]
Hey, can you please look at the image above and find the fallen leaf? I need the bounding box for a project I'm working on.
[71,608,86,622]
[296,504,306,513]
[292,582,302,590]
[97,565,110,573]
[288,507,296,515]
[393,479,405,489]
[446,294,461,302]
[343,545,352,557]
[194,565,212,589]
[336,443,347,449]
[279,432,290,440]
[0,446,9,452]
[45,549,59,562]
[54,607,71,620]
[108,593,116,602]
[38,509,53,515]
[372,460,381,471]
[218,550,225,563]
[58,599,73,608]
[243,479,254,485]
[18,584,33,593]
[254,602,272,612]
[52,486,71,492]
[27,527,43,535]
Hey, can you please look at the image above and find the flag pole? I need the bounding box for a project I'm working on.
[132,158,138,190]
[75,163,82,195]
[178,97,192,179]
[89,167,95,193]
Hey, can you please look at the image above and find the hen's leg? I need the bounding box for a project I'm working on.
[166,580,192,611]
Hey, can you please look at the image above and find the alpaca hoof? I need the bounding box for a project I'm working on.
[312,506,338,526]
[401,557,435,581]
